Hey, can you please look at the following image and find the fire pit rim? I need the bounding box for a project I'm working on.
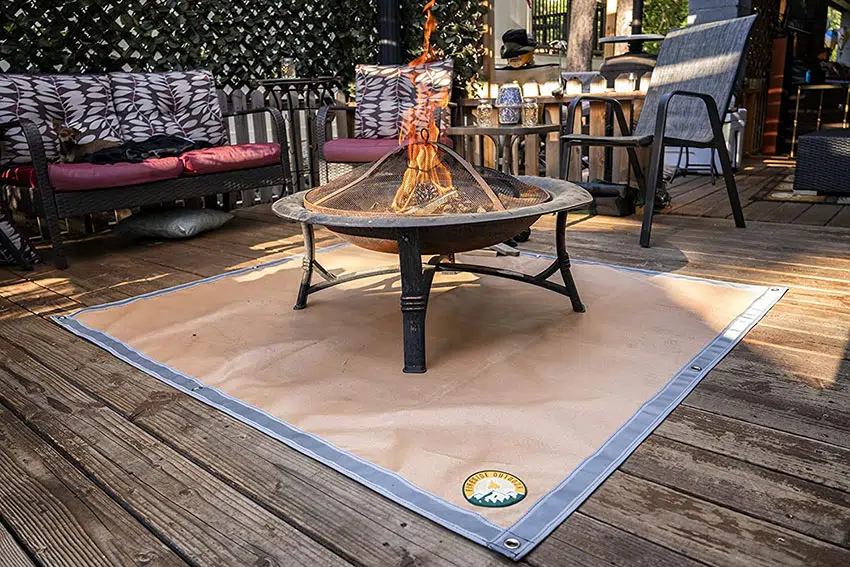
[272,180,592,230]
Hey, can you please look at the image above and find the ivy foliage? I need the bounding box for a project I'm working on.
[642,0,690,54]
[1,0,487,94]
[401,0,489,97]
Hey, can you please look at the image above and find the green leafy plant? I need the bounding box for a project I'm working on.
[0,0,487,95]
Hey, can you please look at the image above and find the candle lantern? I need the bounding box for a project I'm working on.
[476,99,495,127]
[522,97,539,126]
[495,83,523,125]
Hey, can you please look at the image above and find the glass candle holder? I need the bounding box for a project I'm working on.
[639,73,652,92]
[281,58,296,79]
[476,99,495,127]
[522,97,539,127]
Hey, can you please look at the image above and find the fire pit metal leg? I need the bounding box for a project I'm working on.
[398,229,433,374]
[555,211,586,313]
[294,223,336,310]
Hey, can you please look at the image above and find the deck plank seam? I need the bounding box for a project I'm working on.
[0,362,207,567]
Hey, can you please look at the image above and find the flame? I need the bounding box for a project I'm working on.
[390,0,454,214]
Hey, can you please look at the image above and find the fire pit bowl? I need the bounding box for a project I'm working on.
[271,144,593,373]
[273,143,589,254]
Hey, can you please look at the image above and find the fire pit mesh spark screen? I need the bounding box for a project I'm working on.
[305,143,551,217]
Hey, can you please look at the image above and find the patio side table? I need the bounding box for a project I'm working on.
[445,124,559,177]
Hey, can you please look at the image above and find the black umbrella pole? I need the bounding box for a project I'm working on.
[379,0,402,65]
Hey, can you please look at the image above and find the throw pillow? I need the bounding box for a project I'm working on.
[115,208,233,240]
[0,74,123,167]
[0,202,39,267]
[109,71,228,146]
[354,60,453,139]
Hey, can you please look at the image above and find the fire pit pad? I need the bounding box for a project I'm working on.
[272,173,592,373]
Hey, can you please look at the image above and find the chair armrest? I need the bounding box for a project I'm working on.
[316,104,355,160]
[654,90,723,145]
[222,107,287,148]
[560,96,632,140]
[0,119,52,190]
[220,107,292,188]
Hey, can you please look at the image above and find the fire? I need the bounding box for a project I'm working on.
[391,0,454,213]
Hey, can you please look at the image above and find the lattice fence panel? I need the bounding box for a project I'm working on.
[2,0,486,92]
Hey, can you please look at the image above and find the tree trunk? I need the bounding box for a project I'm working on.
[566,0,598,71]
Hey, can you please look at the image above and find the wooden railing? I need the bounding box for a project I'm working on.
[456,92,647,186]
[214,82,345,207]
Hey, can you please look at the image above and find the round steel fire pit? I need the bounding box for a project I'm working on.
[273,144,589,254]
[272,145,592,373]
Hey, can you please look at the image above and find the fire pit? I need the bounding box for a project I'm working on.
[272,0,590,373]
[272,141,592,373]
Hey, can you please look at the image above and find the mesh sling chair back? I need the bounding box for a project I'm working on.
[559,15,757,247]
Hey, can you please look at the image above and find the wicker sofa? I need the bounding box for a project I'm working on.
[0,70,291,268]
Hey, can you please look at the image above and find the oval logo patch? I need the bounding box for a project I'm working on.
[463,471,527,508]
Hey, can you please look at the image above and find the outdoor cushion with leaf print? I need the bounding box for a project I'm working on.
[0,74,122,166]
[354,60,453,139]
[108,71,227,146]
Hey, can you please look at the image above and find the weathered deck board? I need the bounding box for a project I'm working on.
[0,337,354,567]
[620,435,850,545]
[1,207,849,566]
[0,521,36,567]
[661,156,850,226]
[0,406,187,567]
[581,473,850,567]
[657,406,850,494]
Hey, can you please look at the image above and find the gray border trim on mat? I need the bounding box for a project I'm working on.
[52,246,786,561]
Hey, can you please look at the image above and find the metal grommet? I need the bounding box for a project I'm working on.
[690,365,702,371]
[503,538,521,550]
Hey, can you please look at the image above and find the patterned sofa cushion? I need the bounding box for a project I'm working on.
[109,71,227,146]
[354,60,453,139]
[0,74,123,167]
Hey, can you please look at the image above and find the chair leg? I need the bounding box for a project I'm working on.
[38,189,68,269]
[639,141,666,248]
[559,140,573,180]
[0,225,31,271]
[626,147,647,194]
[715,136,745,228]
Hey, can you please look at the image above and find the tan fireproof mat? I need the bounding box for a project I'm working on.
[55,244,786,559]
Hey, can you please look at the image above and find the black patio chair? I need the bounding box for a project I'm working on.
[559,15,757,247]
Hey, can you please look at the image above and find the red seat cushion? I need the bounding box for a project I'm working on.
[180,143,281,175]
[323,138,399,163]
[3,159,184,191]
[322,137,454,163]
[49,158,184,191]
[0,165,36,187]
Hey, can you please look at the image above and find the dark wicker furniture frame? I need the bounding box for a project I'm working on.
[793,129,850,194]
[1,107,292,269]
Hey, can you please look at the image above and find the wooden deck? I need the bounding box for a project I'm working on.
[663,156,850,227]
[1,203,849,567]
